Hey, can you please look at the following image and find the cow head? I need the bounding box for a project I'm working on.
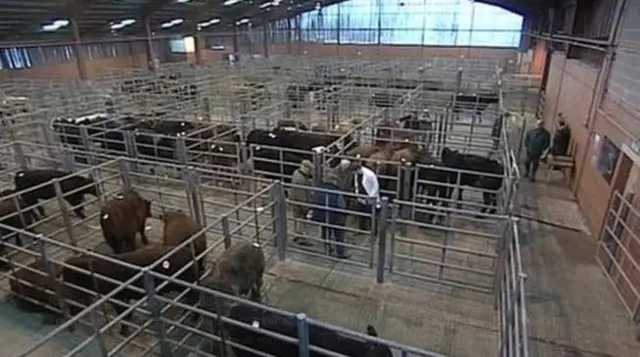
[363,325,393,357]
[441,147,460,166]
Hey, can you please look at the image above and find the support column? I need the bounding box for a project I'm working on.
[194,24,205,65]
[232,23,239,54]
[286,17,292,55]
[71,19,87,80]
[144,18,157,71]
[296,14,302,54]
[262,17,269,58]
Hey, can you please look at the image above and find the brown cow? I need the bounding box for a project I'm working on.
[207,241,265,301]
[10,260,61,321]
[348,144,380,159]
[162,211,207,273]
[63,244,203,336]
[100,190,151,254]
[367,143,395,176]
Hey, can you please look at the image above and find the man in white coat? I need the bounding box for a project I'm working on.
[354,164,381,234]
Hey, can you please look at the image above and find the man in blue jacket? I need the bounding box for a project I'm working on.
[308,161,353,259]
[523,120,551,182]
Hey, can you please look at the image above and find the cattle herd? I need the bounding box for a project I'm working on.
[0,168,395,356]
[0,75,504,356]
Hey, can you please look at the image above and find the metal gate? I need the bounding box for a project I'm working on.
[596,190,640,323]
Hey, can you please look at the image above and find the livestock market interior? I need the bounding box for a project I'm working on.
[1,1,640,357]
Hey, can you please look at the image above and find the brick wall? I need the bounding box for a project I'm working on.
[0,55,146,80]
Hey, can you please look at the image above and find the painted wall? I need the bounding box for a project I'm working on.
[544,49,637,237]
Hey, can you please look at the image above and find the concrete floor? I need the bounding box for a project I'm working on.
[518,168,640,357]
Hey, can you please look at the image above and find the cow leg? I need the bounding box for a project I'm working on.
[66,195,86,219]
[139,222,149,246]
[250,275,263,301]
[456,188,464,210]
[112,301,133,336]
[23,196,44,219]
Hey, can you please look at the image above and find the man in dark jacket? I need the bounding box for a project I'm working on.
[549,119,571,157]
[307,161,353,259]
[523,120,551,182]
[290,160,314,246]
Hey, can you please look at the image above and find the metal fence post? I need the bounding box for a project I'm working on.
[12,142,27,168]
[297,313,310,357]
[88,306,110,357]
[53,179,76,246]
[493,218,513,309]
[79,126,93,164]
[38,235,70,321]
[388,203,398,274]
[221,214,231,249]
[312,147,325,187]
[40,122,56,159]
[124,130,137,158]
[176,136,187,166]
[143,271,173,357]
[438,211,453,280]
[272,181,288,259]
[376,197,389,283]
[188,167,205,227]
[119,159,132,190]
[123,131,139,172]
[60,148,75,172]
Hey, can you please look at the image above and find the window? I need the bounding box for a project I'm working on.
[263,0,523,47]
[594,134,621,183]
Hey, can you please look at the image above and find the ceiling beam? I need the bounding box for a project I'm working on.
[138,0,178,20]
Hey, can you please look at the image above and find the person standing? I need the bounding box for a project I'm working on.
[354,164,381,234]
[549,119,571,158]
[523,120,551,182]
[289,160,314,246]
[308,161,353,259]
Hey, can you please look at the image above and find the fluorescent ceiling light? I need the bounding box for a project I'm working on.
[41,18,70,32]
[223,0,243,6]
[177,0,192,3]
[109,18,136,31]
[260,2,273,9]
[236,18,250,25]
[171,18,184,25]
[161,22,174,28]
[53,19,69,27]
[198,18,221,28]
[41,24,59,32]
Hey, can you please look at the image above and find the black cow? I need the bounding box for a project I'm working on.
[451,93,499,122]
[52,114,114,147]
[222,304,392,357]
[441,147,503,214]
[272,129,339,154]
[14,170,98,220]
